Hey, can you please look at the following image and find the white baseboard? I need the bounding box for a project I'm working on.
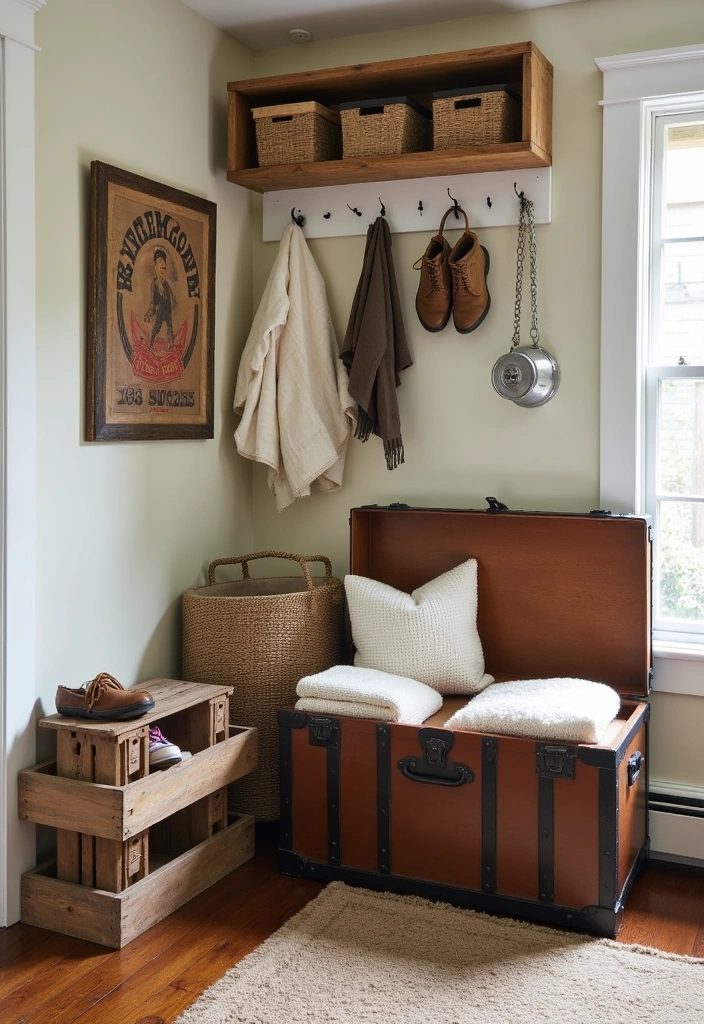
[649,780,704,865]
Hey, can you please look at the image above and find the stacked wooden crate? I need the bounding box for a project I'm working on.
[18,678,258,948]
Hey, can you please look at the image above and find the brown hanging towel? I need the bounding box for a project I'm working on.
[340,216,413,470]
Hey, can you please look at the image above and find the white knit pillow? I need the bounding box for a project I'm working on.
[444,677,621,743]
[344,560,493,695]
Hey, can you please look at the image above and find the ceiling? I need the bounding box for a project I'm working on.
[179,0,587,51]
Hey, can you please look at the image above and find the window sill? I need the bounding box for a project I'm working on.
[652,642,704,696]
[654,641,704,662]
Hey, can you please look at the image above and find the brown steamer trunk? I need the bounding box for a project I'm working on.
[278,505,651,937]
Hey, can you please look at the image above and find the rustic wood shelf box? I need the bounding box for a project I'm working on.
[18,679,258,948]
[227,41,552,192]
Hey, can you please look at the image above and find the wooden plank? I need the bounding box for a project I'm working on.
[19,763,125,836]
[227,142,550,192]
[125,726,257,838]
[81,834,96,888]
[525,44,553,159]
[118,814,255,946]
[20,816,254,949]
[40,679,234,736]
[55,828,81,883]
[18,726,257,840]
[21,865,123,947]
[0,930,93,1002]
[228,42,537,101]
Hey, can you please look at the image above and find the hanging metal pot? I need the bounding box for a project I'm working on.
[492,189,559,408]
[491,345,560,407]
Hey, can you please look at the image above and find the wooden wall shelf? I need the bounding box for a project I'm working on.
[227,42,552,193]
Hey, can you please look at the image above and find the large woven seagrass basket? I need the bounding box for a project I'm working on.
[182,551,344,821]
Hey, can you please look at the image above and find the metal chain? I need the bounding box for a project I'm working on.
[511,194,540,351]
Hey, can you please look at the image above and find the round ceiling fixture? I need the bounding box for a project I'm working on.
[289,28,312,43]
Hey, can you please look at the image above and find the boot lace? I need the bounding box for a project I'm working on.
[413,255,442,292]
[451,263,470,292]
[85,671,125,711]
[426,262,441,291]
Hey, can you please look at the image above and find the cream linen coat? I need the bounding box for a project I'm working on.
[234,223,356,511]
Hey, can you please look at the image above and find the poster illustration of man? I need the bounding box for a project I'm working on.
[144,246,176,348]
[87,161,216,441]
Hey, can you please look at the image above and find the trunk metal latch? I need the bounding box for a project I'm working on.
[535,744,575,779]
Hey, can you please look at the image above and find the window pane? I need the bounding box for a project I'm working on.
[663,122,704,240]
[658,378,704,495]
[657,500,704,624]
[658,240,704,365]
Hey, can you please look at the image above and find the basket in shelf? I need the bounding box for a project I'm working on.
[339,96,432,158]
[432,85,522,149]
[252,101,342,166]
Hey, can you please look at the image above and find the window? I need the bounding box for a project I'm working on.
[646,112,704,643]
[598,43,704,692]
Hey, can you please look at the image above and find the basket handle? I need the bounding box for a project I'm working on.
[207,551,333,590]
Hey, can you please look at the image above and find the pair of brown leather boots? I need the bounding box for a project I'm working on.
[414,209,490,334]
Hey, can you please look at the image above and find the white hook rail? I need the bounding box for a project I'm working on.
[262,168,551,241]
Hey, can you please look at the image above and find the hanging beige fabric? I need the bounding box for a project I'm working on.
[182,551,344,822]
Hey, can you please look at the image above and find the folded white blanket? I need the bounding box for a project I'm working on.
[295,665,443,724]
[444,677,621,743]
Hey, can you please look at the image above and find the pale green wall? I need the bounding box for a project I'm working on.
[30,0,704,797]
[246,0,704,789]
[34,0,255,731]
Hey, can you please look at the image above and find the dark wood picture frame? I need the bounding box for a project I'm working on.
[87,162,216,441]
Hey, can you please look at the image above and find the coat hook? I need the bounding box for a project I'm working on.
[347,204,363,217]
[447,188,461,219]
[291,207,306,227]
[379,197,386,217]
[418,200,424,215]
[513,182,525,200]
[323,212,331,219]
[486,196,492,208]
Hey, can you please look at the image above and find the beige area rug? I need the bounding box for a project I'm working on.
[175,881,703,1024]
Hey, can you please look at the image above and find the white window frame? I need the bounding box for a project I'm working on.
[0,0,43,927]
[597,43,704,695]
[645,109,704,644]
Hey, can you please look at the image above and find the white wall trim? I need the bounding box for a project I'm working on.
[0,0,41,927]
[596,44,704,73]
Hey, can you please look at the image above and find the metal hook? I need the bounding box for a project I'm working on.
[486,196,492,208]
[418,201,424,216]
[323,212,331,219]
[291,207,306,227]
[347,204,363,217]
[447,188,461,219]
[513,182,525,200]
[379,197,386,217]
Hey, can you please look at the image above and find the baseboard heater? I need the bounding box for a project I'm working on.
[649,783,704,865]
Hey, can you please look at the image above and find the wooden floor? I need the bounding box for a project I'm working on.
[1,832,703,1024]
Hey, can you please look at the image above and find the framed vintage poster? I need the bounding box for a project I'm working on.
[87,162,216,440]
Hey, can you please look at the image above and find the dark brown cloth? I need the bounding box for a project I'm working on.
[340,217,412,470]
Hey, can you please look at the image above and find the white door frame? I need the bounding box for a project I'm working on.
[0,0,43,927]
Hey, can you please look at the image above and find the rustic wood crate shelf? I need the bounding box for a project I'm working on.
[18,678,258,948]
[227,41,552,193]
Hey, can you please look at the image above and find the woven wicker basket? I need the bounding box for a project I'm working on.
[252,101,342,166]
[339,96,432,158]
[182,551,344,822]
[432,85,522,149]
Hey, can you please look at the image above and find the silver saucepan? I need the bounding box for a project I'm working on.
[491,345,560,408]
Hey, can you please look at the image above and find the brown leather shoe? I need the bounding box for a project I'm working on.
[448,215,491,334]
[55,671,155,720]
[414,210,454,332]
